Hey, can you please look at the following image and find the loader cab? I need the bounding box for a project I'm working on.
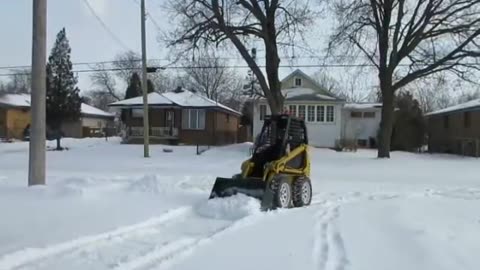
[250,114,308,177]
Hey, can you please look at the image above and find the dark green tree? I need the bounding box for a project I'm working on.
[121,72,143,122]
[46,28,82,150]
[147,79,155,93]
[124,72,142,99]
[391,91,426,152]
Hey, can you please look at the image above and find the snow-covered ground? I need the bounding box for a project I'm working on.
[0,138,479,270]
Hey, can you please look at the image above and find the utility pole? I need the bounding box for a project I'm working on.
[141,0,149,158]
[28,0,47,186]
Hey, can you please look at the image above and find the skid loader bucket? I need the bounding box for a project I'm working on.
[208,177,276,210]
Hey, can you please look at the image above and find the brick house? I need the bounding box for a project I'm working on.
[109,88,241,145]
[426,99,480,157]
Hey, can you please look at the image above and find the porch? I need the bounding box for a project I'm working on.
[123,126,180,144]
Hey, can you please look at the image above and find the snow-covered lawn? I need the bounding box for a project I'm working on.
[0,138,479,270]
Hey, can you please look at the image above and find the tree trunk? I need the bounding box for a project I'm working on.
[56,137,62,150]
[377,88,395,158]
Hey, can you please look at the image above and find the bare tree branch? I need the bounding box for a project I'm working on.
[165,0,315,114]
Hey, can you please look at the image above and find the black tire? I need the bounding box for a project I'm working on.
[273,176,292,209]
[292,177,312,207]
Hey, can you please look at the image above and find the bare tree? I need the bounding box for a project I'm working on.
[329,0,480,158]
[89,63,122,101]
[408,74,453,113]
[0,69,31,94]
[166,0,315,114]
[113,51,142,85]
[313,69,373,102]
[182,51,232,101]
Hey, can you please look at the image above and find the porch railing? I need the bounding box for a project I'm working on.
[129,127,178,138]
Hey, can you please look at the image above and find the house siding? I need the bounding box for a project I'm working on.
[253,100,343,148]
[179,110,239,145]
[0,108,6,138]
[5,108,30,139]
[427,110,480,156]
[341,108,382,147]
[282,73,321,91]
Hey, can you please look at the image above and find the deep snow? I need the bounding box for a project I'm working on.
[0,138,479,270]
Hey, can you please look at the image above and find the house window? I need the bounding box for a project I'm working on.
[298,105,306,120]
[350,111,362,118]
[363,112,376,118]
[295,77,302,87]
[288,105,297,116]
[307,105,315,122]
[326,106,335,122]
[317,105,325,122]
[182,109,205,130]
[259,104,267,120]
[443,115,449,129]
[464,111,471,128]
[132,108,144,118]
[226,114,230,123]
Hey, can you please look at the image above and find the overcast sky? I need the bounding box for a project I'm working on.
[0,0,378,95]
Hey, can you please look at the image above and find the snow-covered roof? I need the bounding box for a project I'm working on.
[109,92,174,107]
[282,88,339,101]
[81,103,115,118]
[162,90,240,115]
[344,103,383,110]
[109,89,241,115]
[0,93,31,107]
[0,93,114,118]
[426,99,480,116]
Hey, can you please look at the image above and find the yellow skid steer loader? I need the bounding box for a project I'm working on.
[209,114,312,210]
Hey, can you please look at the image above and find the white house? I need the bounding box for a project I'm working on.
[341,103,383,148]
[252,70,383,148]
[252,69,346,148]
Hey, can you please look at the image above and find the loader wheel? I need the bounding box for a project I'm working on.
[273,177,292,208]
[292,177,312,207]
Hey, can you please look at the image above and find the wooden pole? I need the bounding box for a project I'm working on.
[28,0,47,186]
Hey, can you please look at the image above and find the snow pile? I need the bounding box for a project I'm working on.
[194,194,261,221]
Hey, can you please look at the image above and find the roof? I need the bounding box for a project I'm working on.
[81,103,115,118]
[344,103,383,110]
[280,69,344,102]
[426,99,480,116]
[108,89,241,116]
[0,93,31,108]
[282,88,339,101]
[109,92,173,107]
[0,93,114,118]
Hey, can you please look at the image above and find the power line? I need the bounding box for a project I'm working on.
[81,0,132,51]
[2,62,480,77]
[130,0,162,31]
[0,55,361,71]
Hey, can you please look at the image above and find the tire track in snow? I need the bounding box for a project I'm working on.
[113,213,264,270]
[313,204,348,270]
[0,207,191,270]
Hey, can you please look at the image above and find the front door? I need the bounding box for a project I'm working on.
[165,110,175,136]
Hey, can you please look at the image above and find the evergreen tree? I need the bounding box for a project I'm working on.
[124,72,142,99]
[46,28,82,150]
[391,91,426,152]
[121,72,143,122]
[147,79,155,93]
